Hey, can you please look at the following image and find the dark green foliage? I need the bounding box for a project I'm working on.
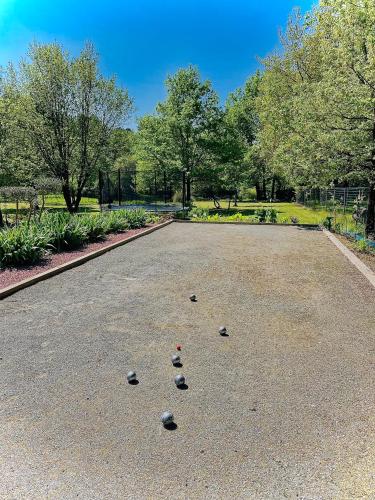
[0,224,49,266]
[254,208,267,223]
[40,213,89,252]
[0,209,150,268]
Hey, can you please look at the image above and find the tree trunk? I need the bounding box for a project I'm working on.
[98,170,104,207]
[107,173,112,205]
[182,170,186,208]
[74,188,83,213]
[262,179,267,201]
[0,208,3,227]
[62,183,74,213]
[271,177,276,200]
[255,182,263,201]
[234,189,238,207]
[186,176,191,203]
[365,182,375,236]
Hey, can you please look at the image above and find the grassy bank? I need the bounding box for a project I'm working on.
[191,201,354,226]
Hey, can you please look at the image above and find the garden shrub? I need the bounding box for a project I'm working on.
[267,208,277,223]
[103,211,130,233]
[79,214,108,241]
[189,207,209,218]
[0,224,49,267]
[254,208,267,222]
[254,208,277,223]
[0,209,150,268]
[40,212,89,251]
[355,239,368,252]
[123,208,147,228]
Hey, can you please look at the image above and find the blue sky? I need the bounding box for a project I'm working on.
[0,0,314,126]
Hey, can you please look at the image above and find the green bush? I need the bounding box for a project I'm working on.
[254,208,267,222]
[79,214,108,241]
[123,208,147,228]
[189,207,209,218]
[103,211,130,233]
[254,208,277,223]
[355,239,368,253]
[0,208,152,268]
[267,208,277,223]
[40,212,89,251]
[0,224,49,267]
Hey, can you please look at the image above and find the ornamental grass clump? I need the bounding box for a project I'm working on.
[40,212,89,252]
[103,211,130,233]
[79,214,108,241]
[121,208,147,228]
[0,208,150,268]
[0,224,49,267]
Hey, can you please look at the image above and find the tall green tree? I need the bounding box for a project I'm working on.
[137,66,222,202]
[12,42,133,212]
[226,72,274,200]
[257,2,375,234]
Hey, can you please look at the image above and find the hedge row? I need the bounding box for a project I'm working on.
[0,209,153,268]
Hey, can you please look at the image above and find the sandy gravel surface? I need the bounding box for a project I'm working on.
[0,223,374,499]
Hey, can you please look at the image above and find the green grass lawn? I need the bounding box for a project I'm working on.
[0,194,360,231]
[192,200,355,227]
[0,195,100,217]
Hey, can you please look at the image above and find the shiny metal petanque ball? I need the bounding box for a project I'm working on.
[171,354,181,365]
[174,374,186,387]
[127,371,137,382]
[219,326,227,336]
[161,411,174,426]
[189,294,197,302]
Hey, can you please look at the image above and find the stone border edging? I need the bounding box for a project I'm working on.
[173,219,319,228]
[0,219,173,300]
[323,228,375,289]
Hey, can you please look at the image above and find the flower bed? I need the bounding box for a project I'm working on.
[0,225,155,290]
[0,209,157,268]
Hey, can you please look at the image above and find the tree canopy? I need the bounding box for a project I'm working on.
[1,42,133,212]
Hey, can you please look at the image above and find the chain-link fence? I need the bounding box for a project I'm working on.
[296,187,369,212]
[296,186,372,242]
[98,168,183,213]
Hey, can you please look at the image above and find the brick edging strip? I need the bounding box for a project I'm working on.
[0,219,173,300]
[323,228,375,289]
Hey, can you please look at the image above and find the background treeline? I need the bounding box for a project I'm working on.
[1,0,374,235]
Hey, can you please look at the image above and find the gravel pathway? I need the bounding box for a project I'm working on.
[0,223,374,499]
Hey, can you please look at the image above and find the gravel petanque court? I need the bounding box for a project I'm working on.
[0,223,374,499]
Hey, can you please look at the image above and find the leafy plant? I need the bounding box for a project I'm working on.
[254,208,277,223]
[79,214,108,241]
[40,212,89,251]
[355,239,368,253]
[0,224,49,267]
[267,208,277,223]
[254,208,267,222]
[189,207,209,218]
